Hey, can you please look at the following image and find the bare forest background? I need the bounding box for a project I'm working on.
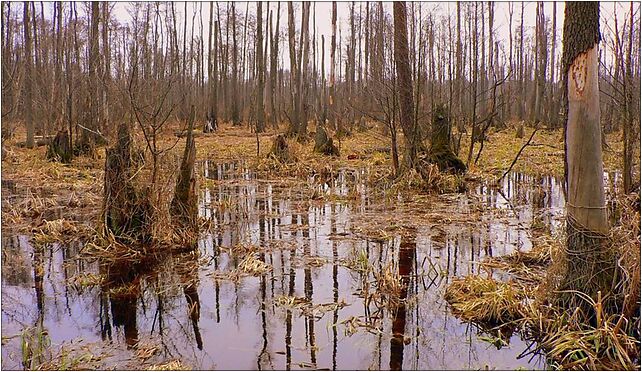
[1,1,640,189]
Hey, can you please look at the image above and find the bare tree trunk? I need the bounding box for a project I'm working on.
[507,3,513,120]
[182,1,188,96]
[518,2,525,120]
[329,2,337,130]
[623,1,635,194]
[467,3,480,165]
[77,1,101,153]
[206,2,218,133]
[23,2,34,148]
[255,2,265,133]
[320,34,326,123]
[347,2,356,125]
[549,2,559,128]
[102,2,110,132]
[231,3,240,125]
[240,3,250,122]
[287,2,299,134]
[479,3,486,119]
[560,2,614,316]
[172,107,198,230]
[269,3,280,128]
[297,2,311,137]
[393,2,422,167]
[456,2,463,131]
[534,2,547,124]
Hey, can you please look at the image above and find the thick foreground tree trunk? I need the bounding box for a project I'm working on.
[559,2,616,316]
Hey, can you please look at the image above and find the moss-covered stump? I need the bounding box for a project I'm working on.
[314,125,340,157]
[46,130,72,163]
[428,104,466,173]
[103,123,151,242]
[268,135,294,163]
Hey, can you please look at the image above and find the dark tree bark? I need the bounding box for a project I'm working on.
[268,134,293,163]
[104,123,151,242]
[78,1,101,153]
[231,3,240,125]
[623,1,636,194]
[287,2,299,134]
[549,1,559,128]
[533,2,547,124]
[314,125,339,157]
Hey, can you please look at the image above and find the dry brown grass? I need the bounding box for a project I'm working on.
[446,227,641,370]
[481,236,554,286]
[463,122,635,181]
[2,120,632,242]
[146,360,190,371]
[444,275,526,326]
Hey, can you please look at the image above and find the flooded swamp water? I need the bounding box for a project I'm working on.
[3,161,597,370]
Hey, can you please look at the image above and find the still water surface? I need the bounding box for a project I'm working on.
[2,163,572,370]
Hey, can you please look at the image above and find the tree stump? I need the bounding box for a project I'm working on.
[356,116,368,132]
[46,130,72,163]
[268,135,293,163]
[516,122,525,138]
[204,113,218,133]
[428,104,466,173]
[171,108,198,230]
[103,122,151,242]
[314,125,340,157]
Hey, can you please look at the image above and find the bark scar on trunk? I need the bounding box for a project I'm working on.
[570,52,587,95]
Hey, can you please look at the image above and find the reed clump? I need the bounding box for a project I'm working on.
[445,216,641,370]
[444,276,526,327]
